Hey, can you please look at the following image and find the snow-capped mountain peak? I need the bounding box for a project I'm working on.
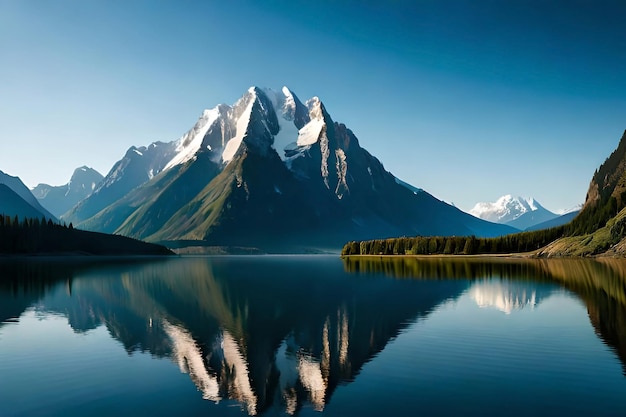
[64,85,517,245]
[164,107,221,171]
[469,195,541,223]
[157,86,332,171]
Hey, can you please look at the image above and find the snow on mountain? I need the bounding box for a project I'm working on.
[558,204,583,215]
[164,108,220,171]
[140,86,333,193]
[265,87,301,159]
[222,90,256,164]
[68,85,517,248]
[469,195,542,223]
[102,141,177,189]
[469,195,560,230]
[158,86,327,172]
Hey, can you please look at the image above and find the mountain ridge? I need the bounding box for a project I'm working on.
[0,170,56,221]
[32,166,103,218]
[469,194,558,230]
[65,86,515,251]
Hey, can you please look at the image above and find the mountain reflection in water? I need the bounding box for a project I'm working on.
[344,256,626,375]
[0,256,468,415]
[469,279,542,313]
[2,255,626,415]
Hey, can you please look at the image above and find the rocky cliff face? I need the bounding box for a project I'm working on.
[584,130,626,210]
[567,130,626,237]
[65,86,516,251]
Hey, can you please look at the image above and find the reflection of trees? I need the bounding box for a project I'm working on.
[539,258,626,376]
[7,256,626,413]
[344,256,626,376]
[0,257,469,415]
[0,260,74,325]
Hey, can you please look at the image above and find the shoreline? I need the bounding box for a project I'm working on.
[0,253,177,261]
[342,252,535,259]
[342,252,626,260]
[340,252,608,260]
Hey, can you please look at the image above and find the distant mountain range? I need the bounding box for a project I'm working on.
[344,129,626,257]
[0,170,56,221]
[0,167,172,256]
[469,195,578,231]
[61,86,515,251]
[32,166,103,218]
[525,210,580,232]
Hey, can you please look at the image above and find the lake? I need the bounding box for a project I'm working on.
[1,255,626,416]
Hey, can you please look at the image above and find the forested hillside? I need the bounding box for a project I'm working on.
[0,214,173,256]
[566,131,626,235]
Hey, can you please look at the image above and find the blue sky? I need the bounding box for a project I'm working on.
[1,0,625,213]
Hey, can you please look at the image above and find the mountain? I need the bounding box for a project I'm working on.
[31,166,104,218]
[538,130,626,256]
[525,210,580,231]
[567,130,626,236]
[66,86,515,251]
[469,195,558,230]
[64,142,178,224]
[0,170,56,220]
[0,184,54,220]
[505,206,559,230]
[345,130,626,257]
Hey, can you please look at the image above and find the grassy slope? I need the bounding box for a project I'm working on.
[115,156,221,240]
[146,155,239,242]
[537,207,626,257]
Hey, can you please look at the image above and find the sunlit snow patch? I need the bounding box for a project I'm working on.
[222,95,255,164]
[164,108,220,170]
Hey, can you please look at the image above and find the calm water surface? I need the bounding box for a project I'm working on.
[1,255,626,416]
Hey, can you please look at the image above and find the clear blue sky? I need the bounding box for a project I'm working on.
[1,0,625,213]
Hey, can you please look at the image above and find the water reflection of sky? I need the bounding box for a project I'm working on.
[2,257,626,417]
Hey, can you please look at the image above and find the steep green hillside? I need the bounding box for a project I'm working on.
[538,207,626,257]
[567,130,626,235]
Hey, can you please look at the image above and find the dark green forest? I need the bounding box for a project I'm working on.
[0,214,173,256]
[341,226,567,256]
